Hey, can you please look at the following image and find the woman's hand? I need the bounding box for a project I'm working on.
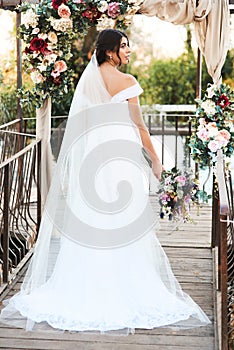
[152,160,164,181]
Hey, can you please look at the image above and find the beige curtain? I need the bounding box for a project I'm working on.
[36,97,54,209]
[140,0,230,85]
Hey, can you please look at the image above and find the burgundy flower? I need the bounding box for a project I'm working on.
[53,76,62,85]
[52,0,63,9]
[217,94,230,109]
[29,38,48,53]
[24,46,33,54]
[82,6,101,22]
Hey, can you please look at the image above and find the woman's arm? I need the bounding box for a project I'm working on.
[128,96,163,180]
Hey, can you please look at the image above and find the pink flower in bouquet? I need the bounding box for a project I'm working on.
[214,134,228,147]
[54,60,67,72]
[208,140,221,153]
[175,176,186,186]
[217,94,230,109]
[219,129,231,141]
[107,2,121,18]
[58,3,71,18]
[199,118,206,125]
[160,193,170,202]
[197,127,209,141]
[51,70,60,78]
[184,194,191,203]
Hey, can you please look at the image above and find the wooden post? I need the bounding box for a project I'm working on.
[37,141,41,232]
[220,214,228,350]
[16,11,23,127]
[3,164,9,283]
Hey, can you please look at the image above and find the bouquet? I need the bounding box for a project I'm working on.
[157,167,210,223]
[189,83,234,168]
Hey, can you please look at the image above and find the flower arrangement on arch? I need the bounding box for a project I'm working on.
[189,84,234,168]
[17,0,143,108]
[157,167,210,223]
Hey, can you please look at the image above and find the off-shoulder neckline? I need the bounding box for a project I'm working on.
[110,84,140,100]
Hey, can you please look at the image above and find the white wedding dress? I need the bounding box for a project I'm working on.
[0,54,210,334]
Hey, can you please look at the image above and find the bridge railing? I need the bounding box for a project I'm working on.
[0,122,41,287]
[214,151,234,350]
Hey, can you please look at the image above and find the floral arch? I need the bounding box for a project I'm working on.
[17,0,142,108]
[0,0,231,204]
[15,0,230,108]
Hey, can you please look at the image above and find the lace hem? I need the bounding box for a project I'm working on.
[9,297,200,332]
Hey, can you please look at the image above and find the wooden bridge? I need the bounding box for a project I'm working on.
[0,112,233,350]
[0,202,215,350]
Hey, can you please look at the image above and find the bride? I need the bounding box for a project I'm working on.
[0,29,210,334]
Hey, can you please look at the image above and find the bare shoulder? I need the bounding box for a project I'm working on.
[119,72,138,89]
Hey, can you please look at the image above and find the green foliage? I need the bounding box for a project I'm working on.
[129,54,212,105]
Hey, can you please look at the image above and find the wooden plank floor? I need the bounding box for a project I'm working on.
[0,199,215,350]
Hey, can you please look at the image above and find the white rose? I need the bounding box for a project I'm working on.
[201,99,216,115]
[50,18,73,32]
[22,8,39,29]
[48,31,58,44]
[38,33,48,40]
[45,54,58,64]
[96,15,115,31]
[207,122,219,137]
[32,27,40,34]
[97,1,108,12]
[30,70,44,84]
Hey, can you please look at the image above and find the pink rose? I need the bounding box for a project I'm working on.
[54,60,67,72]
[208,140,221,153]
[219,129,230,141]
[184,194,191,203]
[175,176,186,186]
[160,193,170,202]
[196,128,209,141]
[199,118,205,125]
[51,70,60,78]
[107,2,120,18]
[58,3,71,18]
[214,134,228,147]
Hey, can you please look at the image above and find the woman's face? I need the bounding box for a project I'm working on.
[108,36,131,66]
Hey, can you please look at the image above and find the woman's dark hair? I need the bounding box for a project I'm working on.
[95,29,129,66]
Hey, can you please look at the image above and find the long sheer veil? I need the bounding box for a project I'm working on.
[0,53,211,334]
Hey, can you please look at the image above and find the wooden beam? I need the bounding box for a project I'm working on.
[0,0,38,8]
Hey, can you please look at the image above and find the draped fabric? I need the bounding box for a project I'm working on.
[140,0,230,85]
[36,97,54,208]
